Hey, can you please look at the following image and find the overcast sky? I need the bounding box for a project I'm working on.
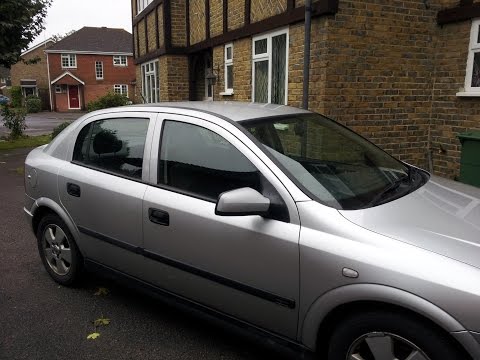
[31,0,132,47]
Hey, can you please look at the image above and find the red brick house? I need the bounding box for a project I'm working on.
[46,27,135,112]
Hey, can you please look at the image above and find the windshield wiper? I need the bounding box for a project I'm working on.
[363,174,411,208]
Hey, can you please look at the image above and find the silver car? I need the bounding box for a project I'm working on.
[24,102,480,360]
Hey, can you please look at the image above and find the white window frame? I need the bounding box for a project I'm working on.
[224,43,234,94]
[136,0,153,14]
[95,61,104,80]
[141,60,160,103]
[113,55,128,67]
[113,84,128,96]
[61,54,77,69]
[463,19,480,95]
[251,28,289,105]
[55,84,62,93]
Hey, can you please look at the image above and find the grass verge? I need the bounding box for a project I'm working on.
[0,135,51,151]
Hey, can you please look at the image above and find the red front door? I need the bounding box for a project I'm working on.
[68,86,80,109]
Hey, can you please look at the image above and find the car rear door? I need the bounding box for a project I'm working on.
[142,114,301,338]
[58,111,156,278]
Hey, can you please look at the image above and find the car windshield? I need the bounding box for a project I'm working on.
[242,113,425,210]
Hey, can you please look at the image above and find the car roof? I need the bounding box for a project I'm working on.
[129,101,311,122]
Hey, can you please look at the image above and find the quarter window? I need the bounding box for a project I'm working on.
[55,84,67,93]
[141,60,159,103]
[158,121,261,201]
[252,29,288,105]
[95,61,103,80]
[73,118,149,179]
[114,84,128,96]
[113,55,128,66]
[224,44,233,93]
[61,54,76,68]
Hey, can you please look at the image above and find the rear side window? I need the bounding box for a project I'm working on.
[73,118,149,179]
[158,121,261,201]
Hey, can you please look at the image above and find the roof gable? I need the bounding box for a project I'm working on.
[46,27,133,54]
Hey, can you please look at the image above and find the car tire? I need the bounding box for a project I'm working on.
[327,311,464,360]
[36,214,83,286]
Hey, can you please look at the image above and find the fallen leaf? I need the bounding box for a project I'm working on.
[87,332,100,340]
[94,287,109,296]
[94,317,111,326]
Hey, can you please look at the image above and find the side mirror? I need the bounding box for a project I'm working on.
[215,187,270,216]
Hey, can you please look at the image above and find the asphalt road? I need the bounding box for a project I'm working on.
[0,112,84,137]
[0,149,301,360]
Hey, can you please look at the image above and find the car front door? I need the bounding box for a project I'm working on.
[58,112,155,278]
[142,114,300,338]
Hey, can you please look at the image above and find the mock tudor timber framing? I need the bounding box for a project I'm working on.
[132,0,339,65]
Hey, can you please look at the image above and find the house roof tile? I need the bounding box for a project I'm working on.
[46,27,133,54]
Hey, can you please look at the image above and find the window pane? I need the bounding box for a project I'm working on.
[226,46,232,60]
[271,33,287,104]
[226,64,233,89]
[254,39,267,55]
[472,52,480,87]
[254,60,268,103]
[73,118,149,179]
[158,121,261,200]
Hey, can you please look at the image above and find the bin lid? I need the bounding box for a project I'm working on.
[458,130,480,142]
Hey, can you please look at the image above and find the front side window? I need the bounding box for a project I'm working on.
[113,55,128,67]
[141,60,159,103]
[466,19,480,92]
[95,61,104,80]
[224,44,234,93]
[61,54,76,68]
[243,114,427,210]
[158,121,261,201]
[114,84,128,96]
[252,29,288,105]
[73,118,149,179]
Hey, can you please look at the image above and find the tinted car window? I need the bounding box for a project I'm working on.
[158,121,261,201]
[73,118,149,179]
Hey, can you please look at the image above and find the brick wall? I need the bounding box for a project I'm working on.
[210,0,223,38]
[190,0,207,45]
[228,0,245,31]
[11,46,51,90]
[138,19,147,56]
[159,55,189,101]
[171,0,187,47]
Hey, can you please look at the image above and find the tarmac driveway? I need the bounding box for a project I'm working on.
[0,111,84,137]
[0,149,298,360]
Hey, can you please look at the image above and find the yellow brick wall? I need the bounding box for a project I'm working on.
[138,19,147,56]
[210,0,223,38]
[147,12,157,51]
[159,55,190,101]
[214,38,252,101]
[158,4,165,48]
[251,0,287,23]
[190,0,207,45]
[228,0,245,31]
[171,0,187,47]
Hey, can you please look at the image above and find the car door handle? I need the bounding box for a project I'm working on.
[67,182,81,197]
[149,208,169,226]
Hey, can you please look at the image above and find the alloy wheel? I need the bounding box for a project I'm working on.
[42,224,72,276]
[347,332,431,360]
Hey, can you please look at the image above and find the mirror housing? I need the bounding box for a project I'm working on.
[215,188,270,216]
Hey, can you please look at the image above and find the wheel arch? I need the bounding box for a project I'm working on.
[31,197,80,244]
[300,284,479,359]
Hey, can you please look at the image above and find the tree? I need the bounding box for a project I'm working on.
[0,0,52,68]
[51,30,76,43]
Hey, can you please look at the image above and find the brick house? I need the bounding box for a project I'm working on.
[46,27,135,112]
[131,0,480,181]
[10,39,54,109]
